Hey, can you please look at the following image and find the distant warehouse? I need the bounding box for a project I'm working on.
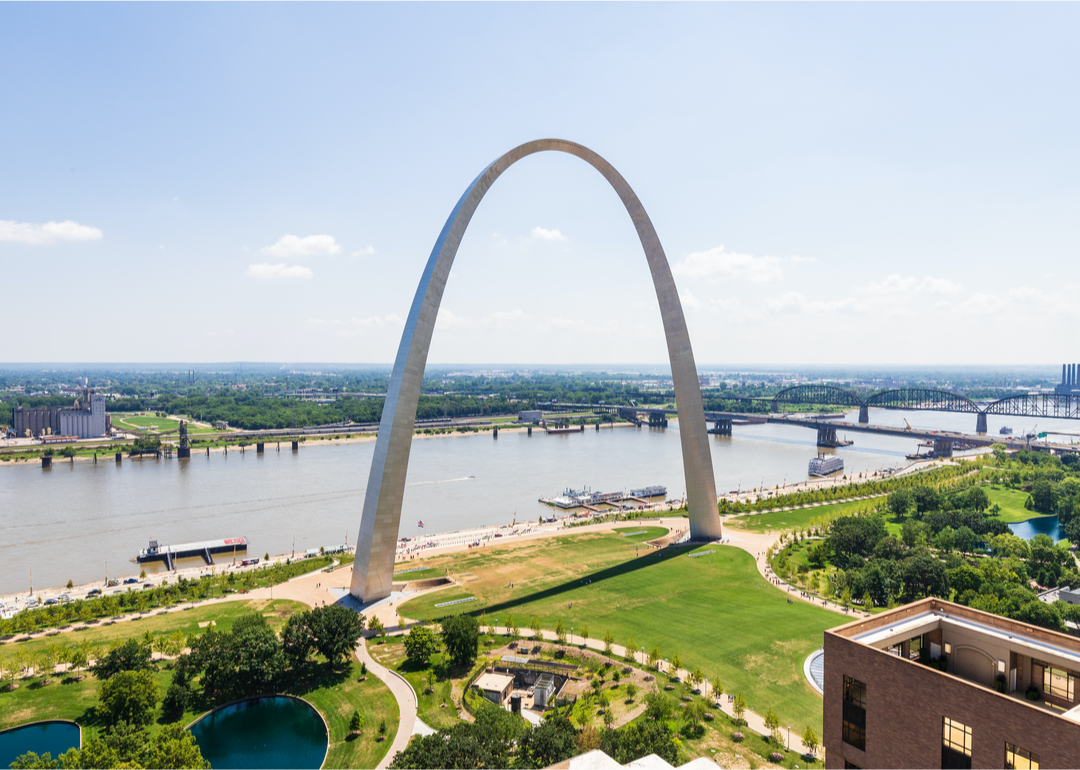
[13,388,109,439]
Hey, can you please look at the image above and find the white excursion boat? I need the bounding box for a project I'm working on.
[808,453,844,477]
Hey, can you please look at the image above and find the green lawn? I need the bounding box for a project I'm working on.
[109,414,218,435]
[368,638,460,731]
[986,486,1045,523]
[0,599,400,769]
[726,498,880,535]
[392,567,447,581]
[398,533,834,734]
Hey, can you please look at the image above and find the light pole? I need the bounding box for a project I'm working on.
[787,725,791,751]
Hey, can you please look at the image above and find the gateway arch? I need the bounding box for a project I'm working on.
[350,138,721,603]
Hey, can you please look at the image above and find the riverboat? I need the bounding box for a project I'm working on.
[1000,426,1013,435]
[808,453,844,477]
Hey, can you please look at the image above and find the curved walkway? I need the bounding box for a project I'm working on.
[487,625,819,758]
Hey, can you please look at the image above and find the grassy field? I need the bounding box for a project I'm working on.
[0,598,399,769]
[726,498,880,534]
[109,414,218,435]
[397,531,835,733]
[986,486,1044,523]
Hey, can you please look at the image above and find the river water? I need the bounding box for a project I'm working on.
[2,408,1076,595]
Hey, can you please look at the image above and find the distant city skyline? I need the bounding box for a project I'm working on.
[2,3,1077,365]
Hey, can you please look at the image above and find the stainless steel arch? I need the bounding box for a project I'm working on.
[350,139,722,603]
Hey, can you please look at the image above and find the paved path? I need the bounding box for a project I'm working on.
[355,637,419,769]
[486,625,819,759]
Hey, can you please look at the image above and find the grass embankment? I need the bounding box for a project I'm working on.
[726,498,878,535]
[0,599,399,769]
[398,529,834,733]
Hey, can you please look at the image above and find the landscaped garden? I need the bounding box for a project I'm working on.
[397,528,836,733]
[0,598,398,769]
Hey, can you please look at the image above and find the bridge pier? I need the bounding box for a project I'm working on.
[709,418,732,436]
[976,412,987,434]
[291,440,299,451]
[933,438,953,458]
[858,405,869,424]
[648,413,668,428]
[256,442,265,453]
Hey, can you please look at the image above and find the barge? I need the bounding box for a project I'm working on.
[137,537,247,570]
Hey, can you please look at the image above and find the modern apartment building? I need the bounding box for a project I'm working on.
[824,597,1080,769]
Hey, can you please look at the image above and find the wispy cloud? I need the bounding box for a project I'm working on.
[0,220,103,245]
[245,263,313,280]
[351,245,376,257]
[790,255,817,264]
[531,226,566,242]
[673,246,783,283]
[261,234,342,258]
[859,274,964,295]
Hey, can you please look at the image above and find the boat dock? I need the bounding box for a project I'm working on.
[542,485,667,509]
[137,537,248,569]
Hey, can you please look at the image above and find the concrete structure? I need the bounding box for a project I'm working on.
[474,671,515,705]
[824,597,1080,769]
[350,139,722,603]
[518,410,543,423]
[13,389,107,439]
[534,672,557,708]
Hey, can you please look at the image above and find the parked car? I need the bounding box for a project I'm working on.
[142,583,155,589]
[87,589,102,597]
[123,578,139,584]
[44,598,57,605]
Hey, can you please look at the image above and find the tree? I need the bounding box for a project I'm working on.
[529,616,543,641]
[145,723,211,769]
[403,625,439,663]
[368,615,385,639]
[94,638,152,680]
[9,752,58,769]
[802,725,820,757]
[600,719,678,765]
[349,710,364,735]
[647,646,660,670]
[901,550,950,601]
[309,605,364,666]
[554,619,567,645]
[683,700,707,736]
[733,693,747,725]
[764,707,782,744]
[580,623,589,644]
[954,526,977,555]
[887,489,915,519]
[1031,478,1058,513]
[624,683,638,702]
[604,631,615,656]
[508,615,520,639]
[516,714,578,769]
[670,652,682,677]
[99,670,159,726]
[643,691,674,721]
[441,614,480,669]
[282,612,315,669]
[624,635,637,662]
[193,613,286,701]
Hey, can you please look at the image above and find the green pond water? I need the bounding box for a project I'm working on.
[0,722,80,767]
[189,696,326,769]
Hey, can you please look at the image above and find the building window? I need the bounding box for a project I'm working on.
[1033,661,1075,701]
[843,676,866,751]
[1005,743,1038,770]
[909,634,924,660]
[942,717,972,770]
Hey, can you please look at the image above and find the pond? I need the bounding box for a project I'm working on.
[1009,515,1065,543]
[0,721,81,767]
[188,696,327,769]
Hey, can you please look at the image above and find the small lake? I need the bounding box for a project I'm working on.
[188,696,326,769]
[0,721,80,767]
[1009,515,1065,543]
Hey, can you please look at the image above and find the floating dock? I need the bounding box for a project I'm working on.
[137,537,248,570]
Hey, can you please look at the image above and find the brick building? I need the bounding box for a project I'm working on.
[824,598,1080,769]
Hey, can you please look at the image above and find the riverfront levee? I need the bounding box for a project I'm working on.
[2,406,1069,596]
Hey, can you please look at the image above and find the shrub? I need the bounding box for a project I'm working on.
[769,751,784,763]
[732,732,744,743]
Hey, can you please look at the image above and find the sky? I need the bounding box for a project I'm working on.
[1,3,1078,366]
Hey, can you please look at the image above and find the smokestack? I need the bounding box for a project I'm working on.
[1065,364,1068,385]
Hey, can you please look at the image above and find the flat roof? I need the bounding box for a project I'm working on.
[853,609,1080,671]
[475,672,515,692]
